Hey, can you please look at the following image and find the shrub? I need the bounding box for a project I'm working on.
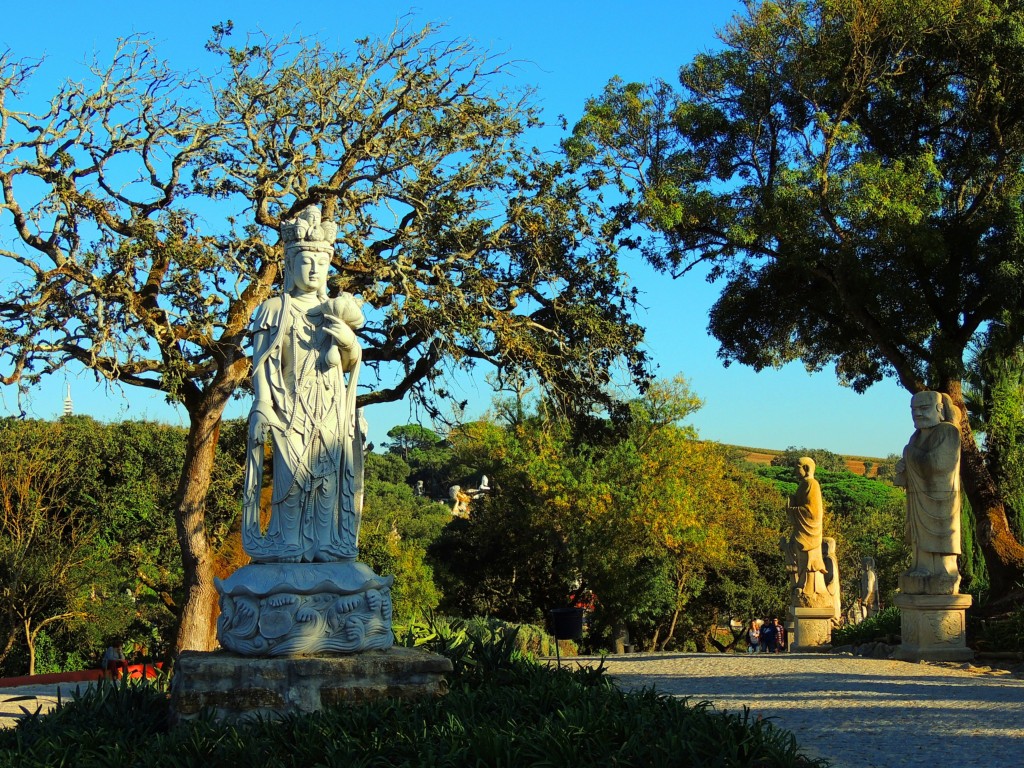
[831,606,901,647]
[396,614,572,672]
[976,602,1024,652]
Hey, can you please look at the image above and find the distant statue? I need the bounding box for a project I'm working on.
[894,390,962,595]
[216,206,394,656]
[783,457,829,604]
[823,537,841,624]
[449,476,491,518]
[242,206,365,562]
[449,485,472,518]
[860,555,880,618]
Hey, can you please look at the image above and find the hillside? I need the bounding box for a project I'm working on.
[728,445,888,478]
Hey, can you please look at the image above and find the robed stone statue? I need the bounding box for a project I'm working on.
[215,206,394,656]
[894,390,963,595]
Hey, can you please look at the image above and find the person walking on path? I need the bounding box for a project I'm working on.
[773,618,787,653]
[747,621,760,653]
[759,619,776,653]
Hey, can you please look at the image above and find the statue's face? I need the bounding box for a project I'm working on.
[911,391,942,429]
[796,458,814,480]
[289,248,330,293]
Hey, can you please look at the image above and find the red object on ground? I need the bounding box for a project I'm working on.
[0,663,162,689]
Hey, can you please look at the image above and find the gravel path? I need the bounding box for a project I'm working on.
[0,682,86,730]
[570,652,1024,768]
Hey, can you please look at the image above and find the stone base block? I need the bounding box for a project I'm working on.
[898,570,960,596]
[892,593,973,662]
[170,646,453,724]
[788,606,835,651]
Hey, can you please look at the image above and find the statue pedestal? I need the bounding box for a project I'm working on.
[892,593,973,662]
[170,647,452,723]
[788,606,835,651]
[215,561,395,656]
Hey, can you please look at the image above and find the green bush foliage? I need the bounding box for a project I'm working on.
[977,603,1024,652]
[831,606,901,647]
[396,614,568,682]
[0,645,825,768]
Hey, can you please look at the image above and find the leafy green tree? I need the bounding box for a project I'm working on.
[434,377,787,651]
[874,454,901,483]
[383,425,455,500]
[0,421,99,674]
[360,450,450,621]
[0,416,249,671]
[567,0,1024,593]
[965,319,1024,541]
[429,419,578,623]
[0,23,651,650]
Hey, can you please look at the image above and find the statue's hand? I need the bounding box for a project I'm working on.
[250,407,283,444]
[893,458,906,487]
[323,313,358,349]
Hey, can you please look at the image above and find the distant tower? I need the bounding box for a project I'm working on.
[62,383,73,417]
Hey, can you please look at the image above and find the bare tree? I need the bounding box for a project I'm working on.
[0,23,650,651]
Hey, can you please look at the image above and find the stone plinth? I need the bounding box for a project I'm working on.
[788,606,835,651]
[892,593,973,662]
[170,646,452,723]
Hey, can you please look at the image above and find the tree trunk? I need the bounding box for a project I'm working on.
[662,575,686,651]
[173,404,228,654]
[0,628,18,668]
[23,620,34,677]
[946,382,1024,595]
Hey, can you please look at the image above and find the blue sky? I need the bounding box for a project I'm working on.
[0,0,913,458]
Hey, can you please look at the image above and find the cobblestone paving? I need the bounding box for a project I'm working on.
[570,653,1024,768]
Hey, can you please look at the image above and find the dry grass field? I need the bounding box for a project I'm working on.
[731,446,884,478]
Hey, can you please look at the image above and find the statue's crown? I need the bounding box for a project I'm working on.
[281,206,337,253]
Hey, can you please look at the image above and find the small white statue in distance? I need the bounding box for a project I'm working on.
[894,390,963,595]
[449,476,490,518]
[859,555,880,619]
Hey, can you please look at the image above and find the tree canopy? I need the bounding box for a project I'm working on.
[0,23,651,650]
[432,377,789,650]
[567,0,1024,593]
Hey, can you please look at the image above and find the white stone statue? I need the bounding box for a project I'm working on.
[823,537,842,624]
[242,205,364,561]
[216,206,394,656]
[894,390,963,595]
[449,485,471,518]
[860,555,880,618]
[449,477,490,518]
[783,457,841,648]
